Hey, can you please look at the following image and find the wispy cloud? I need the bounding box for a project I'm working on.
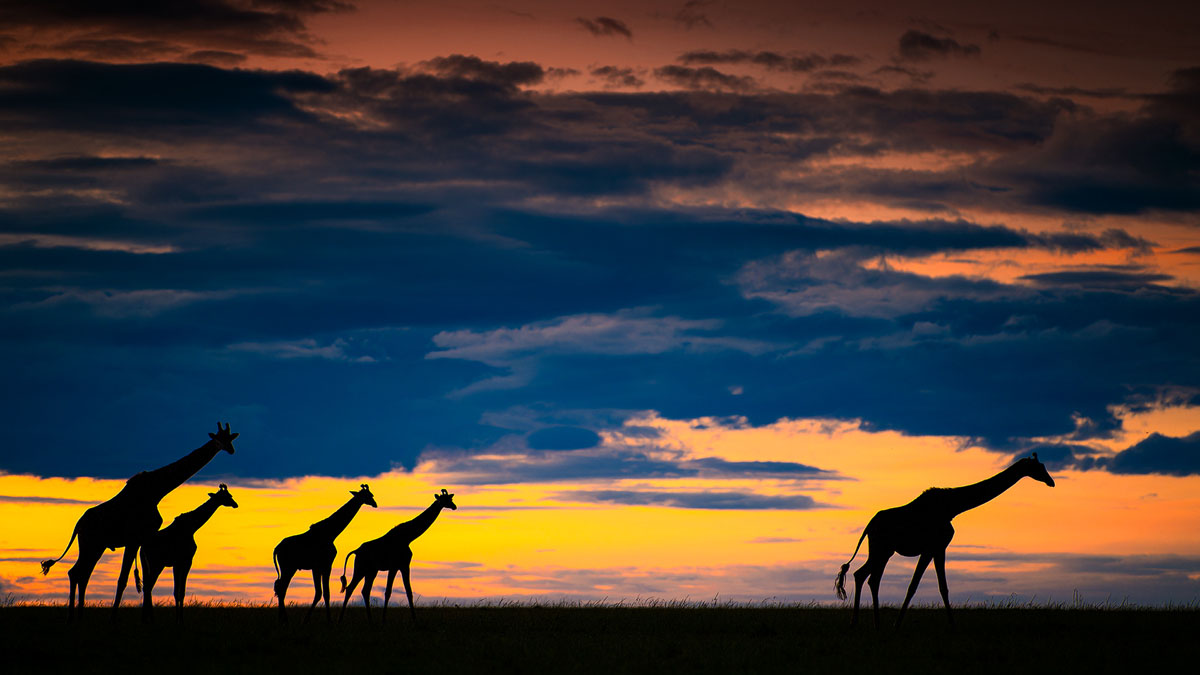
[556,489,829,510]
[576,17,632,40]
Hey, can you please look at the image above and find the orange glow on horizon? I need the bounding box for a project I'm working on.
[4,406,1198,606]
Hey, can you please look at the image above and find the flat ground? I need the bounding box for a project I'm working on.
[3,604,1194,674]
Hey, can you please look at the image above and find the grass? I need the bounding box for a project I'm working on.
[4,601,1196,674]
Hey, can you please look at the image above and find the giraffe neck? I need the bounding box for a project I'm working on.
[939,462,1027,519]
[309,496,366,541]
[124,441,224,504]
[171,496,223,535]
[388,501,444,543]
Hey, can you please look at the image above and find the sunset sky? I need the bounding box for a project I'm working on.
[1,1,1198,608]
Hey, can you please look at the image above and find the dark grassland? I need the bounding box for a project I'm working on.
[3,604,1195,674]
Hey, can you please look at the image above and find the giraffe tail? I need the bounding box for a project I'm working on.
[40,525,79,575]
[272,549,281,598]
[339,550,356,593]
[134,557,142,594]
[834,525,870,601]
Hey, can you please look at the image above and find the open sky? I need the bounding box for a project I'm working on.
[1,1,1199,607]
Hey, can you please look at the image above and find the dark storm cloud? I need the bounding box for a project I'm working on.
[556,490,826,510]
[898,30,982,61]
[653,65,756,91]
[0,59,331,133]
[982,67,1200,215]
[1104,432,1200,476]
[677,50,859,72]
[590,65,643,88]
[0,0,351,61]
[1,56,1198,479]
[1020,270,1174,289]
[421,54,545,88]
[576,17,632,39]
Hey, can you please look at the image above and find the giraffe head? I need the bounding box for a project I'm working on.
[210,483,239,509]
[1023,453,1056,487]
[208,422,238,454]
[434,488,457,511]
[353,483,378,508]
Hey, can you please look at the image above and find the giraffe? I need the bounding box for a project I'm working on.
[834,453,1055,629]
[337,489,457,624]
[273,483,377,623]
[40,422,238,621]
[137,484,239,622]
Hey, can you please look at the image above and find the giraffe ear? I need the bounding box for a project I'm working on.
[1032,452,1039,462]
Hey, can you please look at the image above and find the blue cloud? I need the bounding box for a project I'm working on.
[1,58,1198,481]
[527,427,602,451]
[1105,432,1200,476]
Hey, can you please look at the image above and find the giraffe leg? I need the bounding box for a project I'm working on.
[401,563,416,623]
[339,570,365,622]
[111,545,140,620]
[866,555,890,631]
[896,553,932,629]
[322,571,332,622]
[383,569,397,624]
[141,563,164,623]
[934,550,953,626]
[851,563,870,627]
[173,563,190,623]
[68,542,105,622]
[361,571,377,623]
[276,567,296,624]
[304,569,322,623]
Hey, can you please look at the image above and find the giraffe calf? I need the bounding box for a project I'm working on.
[138,484,238,622]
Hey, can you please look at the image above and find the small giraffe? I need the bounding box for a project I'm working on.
[338,489,457,624]
[834,453,1055,629]
[40,422,238,621]
[137,484,239,622]
[273,483,377,623]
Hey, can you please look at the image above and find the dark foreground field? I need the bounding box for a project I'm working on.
[4,604,1195,674]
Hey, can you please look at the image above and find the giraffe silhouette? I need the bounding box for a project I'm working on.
[834,453,1055,629]
[338,489,457,624]
[273,483,377,623]
[40,422,238,621]
[137,484,238,622]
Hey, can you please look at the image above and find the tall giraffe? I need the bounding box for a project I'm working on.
[338,489,457,624]
[138,484,239,622]
[40,423,238,621]
[273,484,377,623]
[834,453,1055,629]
